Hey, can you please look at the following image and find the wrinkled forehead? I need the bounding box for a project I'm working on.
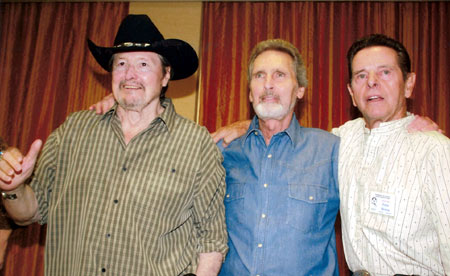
[352,46,399,72]
[253,50,294,71]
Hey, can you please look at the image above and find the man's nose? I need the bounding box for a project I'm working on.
[125,64,137,79]
[264,76,274,90]
[367,71,378,88]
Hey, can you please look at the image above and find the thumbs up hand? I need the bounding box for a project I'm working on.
[0,139,43,191]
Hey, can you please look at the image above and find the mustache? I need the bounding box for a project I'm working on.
[119,81,143,89]
[259,90,280,101]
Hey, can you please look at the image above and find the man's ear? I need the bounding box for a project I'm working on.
[347,83,357,107]
[404,72,416,99]
[162,67,171,87]
[296,87,306,100]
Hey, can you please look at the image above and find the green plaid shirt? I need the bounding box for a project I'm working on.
[30,98,228,275]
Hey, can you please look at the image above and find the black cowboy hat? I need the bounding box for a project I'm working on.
[87,14,198,80]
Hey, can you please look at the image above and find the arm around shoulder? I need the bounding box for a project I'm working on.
[211,120,251,147]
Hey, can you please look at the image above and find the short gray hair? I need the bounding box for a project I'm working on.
[247,39,308,88]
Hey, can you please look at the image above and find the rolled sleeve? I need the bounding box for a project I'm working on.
[29,124,62,225]
[193,135,228,258]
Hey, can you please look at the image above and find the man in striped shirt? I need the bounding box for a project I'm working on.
[334,34,450,275]
[0,15,227,276]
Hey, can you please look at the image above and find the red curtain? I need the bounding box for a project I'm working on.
[0,3,128,275]
[199,2,450,275]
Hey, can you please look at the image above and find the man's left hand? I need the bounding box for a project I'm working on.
[407,115,443,134]
[89,93,115,115]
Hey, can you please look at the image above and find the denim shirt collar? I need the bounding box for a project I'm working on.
[242,113,303,147]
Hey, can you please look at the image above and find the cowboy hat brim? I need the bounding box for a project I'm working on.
[88,38,198,80]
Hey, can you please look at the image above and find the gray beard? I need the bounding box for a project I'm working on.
[253,102,288,120]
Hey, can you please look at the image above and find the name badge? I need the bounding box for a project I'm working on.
[369,191,395,217]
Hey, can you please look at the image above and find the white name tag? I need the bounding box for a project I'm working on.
[369,191,395,217]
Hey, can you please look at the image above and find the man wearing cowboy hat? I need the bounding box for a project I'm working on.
[0,14,228,276]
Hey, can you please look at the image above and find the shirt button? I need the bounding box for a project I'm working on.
[309,196,314,201]
[261,214,266,218]
[257,243,263,248]
[101,268,106,273]
[254,131,258,136]
[267,154,272,158]
[106,233,111,238]
[113,199,119,204]
[226,194,230,198]
[122,167,127,171]
[263,183,268,188]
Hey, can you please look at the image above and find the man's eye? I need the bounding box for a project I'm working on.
[382,70,390,75]
[357,74,366,79]
[141,62,148,67]
[276,72,285,77]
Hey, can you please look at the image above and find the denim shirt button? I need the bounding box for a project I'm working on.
[263,183,268,188]
[267,154,272,158]
[309,195,314,200]
[257,243,263,248]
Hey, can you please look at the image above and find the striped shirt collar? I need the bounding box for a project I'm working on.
[101,98,177,134]
[363,113,414,135]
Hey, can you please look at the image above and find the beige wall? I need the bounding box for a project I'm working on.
[129,2,202,122]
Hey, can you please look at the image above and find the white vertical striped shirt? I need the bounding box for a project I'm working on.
[333,115,450,275]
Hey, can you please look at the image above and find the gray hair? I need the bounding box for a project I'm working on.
[247,39,308,88]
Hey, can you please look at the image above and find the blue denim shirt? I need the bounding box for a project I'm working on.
[218,115,340,276]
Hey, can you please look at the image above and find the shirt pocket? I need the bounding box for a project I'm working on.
[224,182,245,224]
[287,183,329,233]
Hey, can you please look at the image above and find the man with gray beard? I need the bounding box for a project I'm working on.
[217,39,340,275]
